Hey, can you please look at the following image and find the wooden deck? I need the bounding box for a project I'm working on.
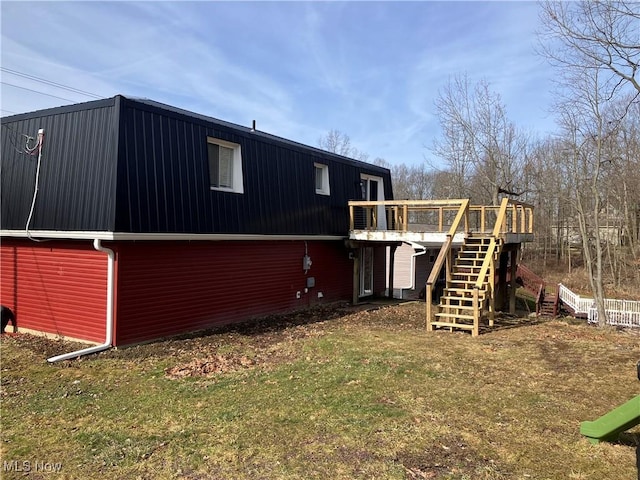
[348,198,535,336]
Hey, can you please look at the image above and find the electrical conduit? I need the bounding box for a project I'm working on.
[47,239,115,363]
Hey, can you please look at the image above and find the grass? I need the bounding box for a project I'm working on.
[1,302,639,479]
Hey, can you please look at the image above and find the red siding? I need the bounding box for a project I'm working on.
[114,240,353,345]
[0,240,107,343]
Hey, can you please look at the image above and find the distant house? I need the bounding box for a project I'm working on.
[0,96,394,351]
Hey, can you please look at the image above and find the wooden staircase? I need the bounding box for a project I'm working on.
[513,264,557,318]
[422,197,534,337]
[431,235,500,336]
[536,285,559,317]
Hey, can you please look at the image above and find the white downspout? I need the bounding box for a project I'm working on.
[47,239,115,363]
[393,242,427,298]
[408,245,427,291]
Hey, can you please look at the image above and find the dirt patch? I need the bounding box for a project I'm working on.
[165,353,257,378]
[0,332,88,360]
[161,301,424,378]
[397,435,506,479]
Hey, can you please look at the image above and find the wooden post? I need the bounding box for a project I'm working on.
[403,205,408,232]
[489,253,495,327]
[445,244,452,285]
[426,283,433,331]
[352,249,360,306]
[349,205,355,231]
[473,287,480,337]
[495,251,508,311]
[388,245,397,299]
[509,246,519,314]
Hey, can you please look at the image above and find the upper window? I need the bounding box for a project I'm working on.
[207,137,244,194]
[314,163,330,196]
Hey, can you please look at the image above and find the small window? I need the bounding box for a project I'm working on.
[314,163,330,195]
[207,137,244,193]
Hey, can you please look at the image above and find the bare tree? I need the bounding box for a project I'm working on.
[318,129,369,162]
[538,0,640,324]
[374,158,436,201]
[432,75,529,205]
[538,1,640,96]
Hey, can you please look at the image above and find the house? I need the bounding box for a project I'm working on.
[0,95,395,357]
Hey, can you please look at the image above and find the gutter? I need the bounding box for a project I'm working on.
[47,239,115,363]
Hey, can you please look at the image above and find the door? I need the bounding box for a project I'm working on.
[359,247,374,297]
[361,174,386,230]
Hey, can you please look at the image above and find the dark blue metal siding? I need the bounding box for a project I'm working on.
[1,98,119,231]
[2,96,393,235]
[115,97,393,235]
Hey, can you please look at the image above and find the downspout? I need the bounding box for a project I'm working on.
[47,239,115,363]
[391,242,427,298]
[398,242,427,291]
[409,245,428,291]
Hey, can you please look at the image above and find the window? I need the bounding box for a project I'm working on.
[207,137,244,193]
[314,163,330,195]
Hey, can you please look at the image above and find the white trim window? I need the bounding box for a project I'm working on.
[207,137,244,193]
[314,163,330,196]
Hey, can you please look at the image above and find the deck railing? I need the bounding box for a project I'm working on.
[558,284,640,328]
[348,199,534,236]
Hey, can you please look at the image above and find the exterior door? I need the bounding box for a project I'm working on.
[360,174,386,230]
[359,247,374,297]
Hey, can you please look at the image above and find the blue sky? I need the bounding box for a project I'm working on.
[1,1,556,167]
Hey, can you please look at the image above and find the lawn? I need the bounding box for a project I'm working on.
[1,302,639,479]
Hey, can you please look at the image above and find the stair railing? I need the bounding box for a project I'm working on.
[471,198,511,329]
[426,199,470,330]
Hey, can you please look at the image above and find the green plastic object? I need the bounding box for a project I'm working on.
[580,395,640,444]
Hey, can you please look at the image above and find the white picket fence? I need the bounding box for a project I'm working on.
[558,283,640,328]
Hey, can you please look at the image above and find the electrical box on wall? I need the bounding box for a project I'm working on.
[303,255,312,272]
[306,277,315,288]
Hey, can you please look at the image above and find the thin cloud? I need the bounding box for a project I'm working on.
[1,1,557,166]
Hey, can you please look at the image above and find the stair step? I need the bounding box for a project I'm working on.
[443,288,487,295]
[440,296,473,307]
[435,312,476,320]
[465,237,492,243]
[430,321,475,330]
[452,274,487,281]
[457,254,488,260]
[440,305,475,312]
[448,280,485,286]
[440,294,474,301]
[455,259,486,265]
[454,266,483,272]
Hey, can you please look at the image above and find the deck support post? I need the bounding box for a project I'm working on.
[473,287,480,337]
[509,246,519,314]
[388,245,397,299]
[352,248,360,306]
[426,283,433,331]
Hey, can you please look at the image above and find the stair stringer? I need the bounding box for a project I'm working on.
[430,235,503,336]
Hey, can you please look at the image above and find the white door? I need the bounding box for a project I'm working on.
[361,174,386,230]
